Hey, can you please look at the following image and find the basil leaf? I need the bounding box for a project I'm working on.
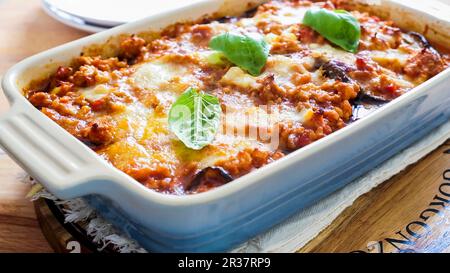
[205,51,229,66]
[303,8,361,53]
[168,87,221,150]
[209,32,269,76]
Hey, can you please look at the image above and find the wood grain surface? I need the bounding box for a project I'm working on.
[300,140,450,253]
[0,0,449,253]
[0,0,86,253]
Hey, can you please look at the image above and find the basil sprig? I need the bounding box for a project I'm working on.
[303,8,361,53]
[209,32,269,76]
[168,87,221,150]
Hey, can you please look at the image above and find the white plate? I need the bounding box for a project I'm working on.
[42,0,109,33]
[43,0,203,29]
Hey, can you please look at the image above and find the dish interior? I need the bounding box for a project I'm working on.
[23,0,449,195]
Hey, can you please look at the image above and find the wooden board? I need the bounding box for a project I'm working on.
[300,140,450,253]
[33,198,116,253]
[0,0,449,253]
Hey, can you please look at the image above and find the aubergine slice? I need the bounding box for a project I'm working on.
[187,167,233,193]
[319,60,391,122]
[320,60,392,104]
[406,31,445,67]
[321,60,353,83]
[408,31,432,49]
[353,90,390,104]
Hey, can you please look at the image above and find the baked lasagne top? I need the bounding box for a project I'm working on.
[25,0,449,194]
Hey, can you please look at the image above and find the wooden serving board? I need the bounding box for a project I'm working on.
[32,140,450,253]
[1,0,450,253]
[300,140,450,253]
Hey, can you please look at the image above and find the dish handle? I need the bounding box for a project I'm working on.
[0,102,111,199]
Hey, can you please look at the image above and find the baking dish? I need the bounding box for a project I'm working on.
[1,0,449,252]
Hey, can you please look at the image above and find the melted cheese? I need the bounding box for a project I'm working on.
[220,55,307,91]
[131,57,203,107]
[263,55,305,89]
[220,67,260,89]
[81,84,113,101]
[220,105,313,149]
[369,49,411,71]
[250,5,307,26]
[273,6,307,25]
[310,43,357,65]
[132,57,199,93]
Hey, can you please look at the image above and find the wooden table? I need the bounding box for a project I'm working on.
[0,0,449,253]
[0,0,85,252]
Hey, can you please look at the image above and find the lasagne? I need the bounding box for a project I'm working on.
[25,0,449,194]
